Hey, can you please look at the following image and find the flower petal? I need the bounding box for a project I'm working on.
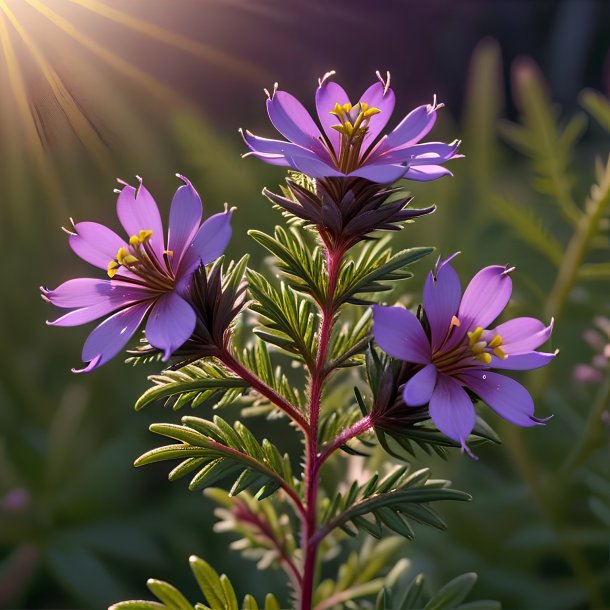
[145,292,196,360]
[403,364,438,406]
[178,209,233,284]
[75,301,151,372]
[240,129,319,159]
[168,175,203,269]
[429,374,476,454]
[372,305,430,364]
[404,165,453,181]
[69,222,127,270]
[116,179,165,261]
[384,101,439,150]
[489,317,554,354]
[380,141,461,165]
[349,163,408,183]
[491,351,557,370]
[458,265,512,330]
[285,153,344,179]
[359,77,395,150]
[243,151,291,167]
[315,77,350,155]
[423,255,462,351]
[266,90,324,152]
[42,278,119,309]
[460,370,544,427]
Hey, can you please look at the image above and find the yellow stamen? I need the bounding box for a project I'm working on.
[488,334,503,348]
[475,353,492,364]
[467,326,484,345]
[493,347,508,359]
[116,246,130,265]
[451,315,461,328]
[363,107,381,117]
[471,341,487,354]
[139,229,153,242]
[129,235,141,247]
[107,260,119,278]
[123,254,139,266]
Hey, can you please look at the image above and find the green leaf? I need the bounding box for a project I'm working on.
[490,196,563,266]
[501,57,585,225]
[423,573,477,610]
[328,308,372,369]
[248,226,326,303]
[146,580,195,610]
[580,88,610,133]
[335,237,433,305]
[318,466,470,542]
[134,415,296,500]
[135,361,248,412]
[247,270,318,368]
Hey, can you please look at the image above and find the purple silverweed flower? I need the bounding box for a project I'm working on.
[372,254,556,457]
[42,176,233,373]
[241,70,461,183]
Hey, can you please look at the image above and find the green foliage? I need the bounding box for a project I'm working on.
[247,270,318,368]
[314,537,409,610]
[318,466,470,541]
[206,489,300,576]
[109,556,281,610]
[327,309,372,369]
[500,58,585,225]
[249,226,326,304]
[135,416,297,500]
[376,572,501,610]
[335,238,433,306]
[135,361,248,412]
[579,89,610,133]
[239,339,306,413]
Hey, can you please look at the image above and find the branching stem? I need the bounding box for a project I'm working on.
[300,244,344,610]
[218,349,309,433]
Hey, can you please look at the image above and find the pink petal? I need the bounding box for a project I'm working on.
[460,370,545,427]
[423,255,462,352]
[458,265,513,330]
[429,374,477,456]
[69,222,127,270]
[489,317,554,354]
[372,305,431,364]
[145,292,196,360]
[315,77,350,155]
[359,77,395,150]
[168,175,203,270]
[403,364,438,406]
[74,301,151,372]
[116,178,165,261]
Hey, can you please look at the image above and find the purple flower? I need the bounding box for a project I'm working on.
[241,70,461,184]
[42,175,233,373]
[372,254,556,457]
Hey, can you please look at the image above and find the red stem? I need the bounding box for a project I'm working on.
[218,349,309,433]
[300,246,343,610]
[317,415,373,467]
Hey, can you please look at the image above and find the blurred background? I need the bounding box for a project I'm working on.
[1,1,609,608]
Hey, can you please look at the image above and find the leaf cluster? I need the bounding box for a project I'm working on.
[318,465,470,542]
[377,571,501,610]
[135,415,297,500]
[109,555,281,610]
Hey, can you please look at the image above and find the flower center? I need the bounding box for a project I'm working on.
[329,101,380,172]
[107,229,174,292]
[432,322,507,374]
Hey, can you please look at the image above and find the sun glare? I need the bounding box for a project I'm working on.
[0,0,268,219]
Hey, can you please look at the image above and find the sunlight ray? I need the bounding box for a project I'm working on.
[0,8,65,217]
[0,0,112,172]
[66,0,269,83]
[25,0,187,108]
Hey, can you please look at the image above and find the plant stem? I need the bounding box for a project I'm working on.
[300,245,343,610]
[218,349,309,433]
[317,415,373,467]
[560,367,610,473]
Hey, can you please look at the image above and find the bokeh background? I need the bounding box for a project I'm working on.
[1,1,609,609]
